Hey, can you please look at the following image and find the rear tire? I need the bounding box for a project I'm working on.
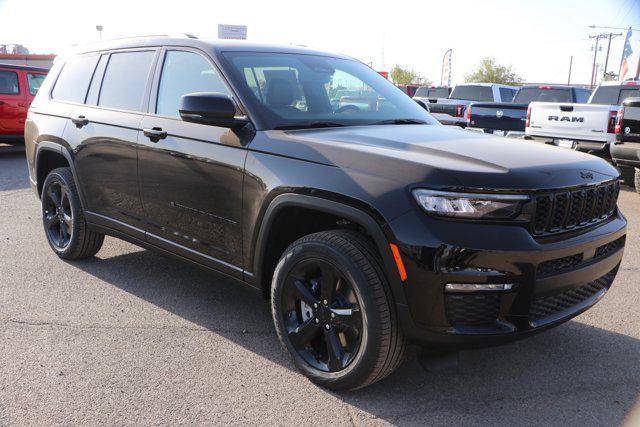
[271,230,406,391]
[41,167,104,259]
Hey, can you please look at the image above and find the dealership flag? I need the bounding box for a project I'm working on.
[619,27,633,81]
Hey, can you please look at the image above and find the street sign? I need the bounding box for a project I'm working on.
[218,24,247,40]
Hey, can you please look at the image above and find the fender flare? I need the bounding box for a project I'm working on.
[34,142,87,209]
[251,193,408,307]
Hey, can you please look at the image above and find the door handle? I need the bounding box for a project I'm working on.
[143,127,168,142]
[71,115,89,128]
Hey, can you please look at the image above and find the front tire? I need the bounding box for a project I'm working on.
[41,167,104,259]
[271,230,406,390]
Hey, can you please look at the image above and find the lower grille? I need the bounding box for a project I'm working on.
[445,293,500,326]
[537,253,583,278]
[595,236,625,259]
[529,269,616,322]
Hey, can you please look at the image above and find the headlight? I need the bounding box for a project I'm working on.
[412,189,529,219]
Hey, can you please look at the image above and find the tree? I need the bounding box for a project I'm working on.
[465,57,524,86]
[390,65,431,86]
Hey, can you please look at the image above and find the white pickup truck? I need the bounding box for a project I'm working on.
[525,80,640,155]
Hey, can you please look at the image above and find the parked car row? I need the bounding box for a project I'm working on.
[412,79,640,192]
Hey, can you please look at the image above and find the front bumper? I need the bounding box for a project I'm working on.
[388,208,627,349]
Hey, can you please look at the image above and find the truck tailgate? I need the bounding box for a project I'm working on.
[527,102,615,142]
[468,102,528,131]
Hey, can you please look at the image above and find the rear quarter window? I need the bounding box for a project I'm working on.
[27,73,46,96]
[52,54,99,103]
[0,70,20,95]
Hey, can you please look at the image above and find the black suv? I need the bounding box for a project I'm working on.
[613,97,640,192]
[25,36,627,390]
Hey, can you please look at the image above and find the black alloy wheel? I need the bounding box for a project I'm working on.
[281,258,363,372]
[43,180,73,249]
[41,167,104,259]
[271,230,406,390]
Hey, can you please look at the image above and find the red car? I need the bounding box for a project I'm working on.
[0,64,48,142]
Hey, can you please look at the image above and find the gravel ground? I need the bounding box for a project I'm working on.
[1,150,639,426]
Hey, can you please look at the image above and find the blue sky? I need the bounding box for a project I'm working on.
[0,0,638,85]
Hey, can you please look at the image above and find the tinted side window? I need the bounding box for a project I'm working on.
[618,88,640,104]
[27,73,46,96]
[98,51,155,112]
[499,88,514,102]
[590,86,620,104]
[52,54,99,103]
[575,89,591,103]
[156,50,232,117]
[0,70,19,94]
[450,85,493,101]
[85,55,109,105]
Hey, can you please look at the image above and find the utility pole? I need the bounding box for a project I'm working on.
[602,32,622,80]
[589,34,603,88]
[568,55,573,85]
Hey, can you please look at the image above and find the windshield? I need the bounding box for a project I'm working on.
[223,52,438,129]
[513,87,572,103]
[415,87,449,98]
[449,85,493,101]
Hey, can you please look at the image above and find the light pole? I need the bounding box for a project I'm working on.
[96,25,103,40]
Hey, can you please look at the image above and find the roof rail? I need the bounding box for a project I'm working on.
[85,33,198,44]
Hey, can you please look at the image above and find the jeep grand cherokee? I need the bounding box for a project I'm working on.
[25,36,627,390]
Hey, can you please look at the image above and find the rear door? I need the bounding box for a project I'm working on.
[137,48,248,277]
[62,49,158,233]
[0,67,26,134]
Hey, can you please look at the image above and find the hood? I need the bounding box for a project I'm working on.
[257,124,619,191]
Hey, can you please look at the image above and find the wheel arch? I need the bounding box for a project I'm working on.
[251,193,408,307]
[35,142,87,209]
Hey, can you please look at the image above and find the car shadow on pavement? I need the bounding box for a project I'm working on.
[71,246,640,424]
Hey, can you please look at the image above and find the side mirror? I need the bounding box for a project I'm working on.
[414,99,429,111]
[179,92,249,128]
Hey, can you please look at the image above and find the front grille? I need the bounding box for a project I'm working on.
[532,180,620,235]
[595,236,625,259]
[536,253,583,278]
[445,293,500,326]
[529,269,616,322]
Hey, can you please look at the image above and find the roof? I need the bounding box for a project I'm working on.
[0,63,49,72]
[72,35,353,60]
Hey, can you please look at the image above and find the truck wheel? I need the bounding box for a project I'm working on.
[41,167,104,260]
[271,230,406,390]
[620,166,636,188]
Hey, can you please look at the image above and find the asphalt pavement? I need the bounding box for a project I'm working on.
[1,149,639,425]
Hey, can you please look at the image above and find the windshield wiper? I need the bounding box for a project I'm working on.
[274,121,346,130]
[371,119,428,125]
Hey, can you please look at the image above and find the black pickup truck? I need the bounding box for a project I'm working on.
[612,97,640,191]
[466,85,592,135]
